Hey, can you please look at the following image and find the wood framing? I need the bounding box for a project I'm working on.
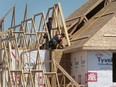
[46,3,71,46]
[0,2,85,87]
[71,8,110,41]
[0,4,15,32]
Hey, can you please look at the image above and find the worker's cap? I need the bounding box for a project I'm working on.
[48,17,53,21]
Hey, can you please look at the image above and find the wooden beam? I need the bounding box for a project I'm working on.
[44,72,56,75]
[84,16,88,22]
[104,34,116,37]
[11,5,16,28]
[23,3,28,21]
[31,70,43,72]
[9,24,21,29]
[66,82,72,87]
[94,11,114,19]
[69,17,84,35]
[1,36,15,42]
[58,3,71,46]
[13,31,24,33]
[71,35,90,42]
[108,0,112,3]
[72,8,110,41]
[84,0,104,15]
[55,61,80,87]
[46,7,54,20]
[65,16,82,22]
[0,4,15,23]
[22,18,32,23]
[0,29,11,36]
[25,33,36,35]
[67,17,82,31]
[34,12,43,17]
[10,70,22,72]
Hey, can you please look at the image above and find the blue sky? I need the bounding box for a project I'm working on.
[0,0,88,29]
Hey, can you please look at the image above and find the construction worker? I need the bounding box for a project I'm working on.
[49,33,65,49]
[41,17,52,48]
[42,17,65,49]
[47,17,53,38]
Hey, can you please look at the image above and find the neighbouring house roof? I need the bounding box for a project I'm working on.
[64,0,116,53]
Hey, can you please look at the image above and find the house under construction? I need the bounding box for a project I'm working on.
[0,0,116,87]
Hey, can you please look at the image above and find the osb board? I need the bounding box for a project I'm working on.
[71,1,116,40]
[66,0,98,19]
[51,50,71,74]
[64,1,116,53]
[51,50,71,83]
[58,53,72,84]
[59,53,71,84]
[59,53,71,74]
[51,50,63,63]
[66,0,98,21]
[83,16,116,50]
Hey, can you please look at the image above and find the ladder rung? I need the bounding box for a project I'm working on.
[31,70,43,72]
[10,70,22,72]
[25,33,36,35]
[57,73,63,76]
[44,72,56,75]
[23,72,31,74]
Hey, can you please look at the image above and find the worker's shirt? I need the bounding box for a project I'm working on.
[53,35,61,43]
[49,35,62,49]
[47,22,52,36]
